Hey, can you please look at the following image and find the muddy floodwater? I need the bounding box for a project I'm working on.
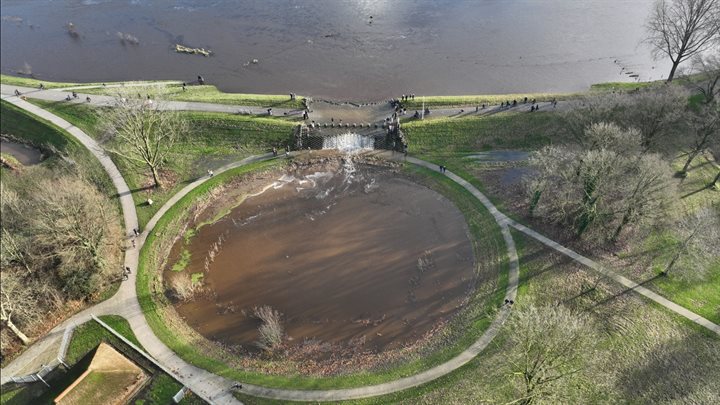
[0,139,43,165]
[1,0,666,100]
[168,161,475,354]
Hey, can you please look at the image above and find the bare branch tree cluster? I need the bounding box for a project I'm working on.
[526,123,676,241]
[562,87,688,153]
[0,168,121,350]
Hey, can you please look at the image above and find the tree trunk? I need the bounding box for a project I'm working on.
[150,165,162,188]
[667,60,680,82]
[5,318,30,345]
[611,212,631,242]
[712,170,720,188]
[680,149,700,174]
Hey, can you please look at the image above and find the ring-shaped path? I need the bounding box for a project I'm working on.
[0,93,520,403]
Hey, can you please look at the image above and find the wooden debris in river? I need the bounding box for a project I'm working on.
[175,44,212,57]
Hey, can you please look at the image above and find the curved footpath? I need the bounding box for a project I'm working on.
[1,85,717,403]
[0,91,521,403]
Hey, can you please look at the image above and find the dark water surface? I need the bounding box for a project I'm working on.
[0,140,43,165]
[1,0,667,100]
[169,163,475,352]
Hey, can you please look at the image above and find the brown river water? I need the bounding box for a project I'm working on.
[167,160,475,353]
[1,0,667,100]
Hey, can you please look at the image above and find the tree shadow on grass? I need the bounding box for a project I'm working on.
[616,331,720,403]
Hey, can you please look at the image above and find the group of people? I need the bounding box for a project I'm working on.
[400,93,416,101]
[438,164,447,173]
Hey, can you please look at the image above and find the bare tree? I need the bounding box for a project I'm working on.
[662,206,720,277]
[506,304,596,405]
[527,124,675,240]
[679,104,720,175]
[0,271,37,345]
[29,176,121,298]
[253,305,284,353]
[561,93,625,144]
[610,154,676,241]
[169,273,199,302]
[102,89,188,188]
[645,0,720,82]
[614,87,688,152]
[685,53,720,103]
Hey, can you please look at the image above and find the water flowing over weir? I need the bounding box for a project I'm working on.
[321,132,375,152]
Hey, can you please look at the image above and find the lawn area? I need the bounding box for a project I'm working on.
[21,100,297,226]
[402,111,562,156]
[136,158,508,390]
[400,92,573,109]
[2,74,305,109]
[674,151,720,208]
[65,316,143,365]
[150,84,305,109]
[0,74,171,90]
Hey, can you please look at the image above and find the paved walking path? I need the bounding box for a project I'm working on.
[2,84,563,126]
[507,221,720,334]
[1,85,716,403]
[0,88,522,402]
[1,84,301,116]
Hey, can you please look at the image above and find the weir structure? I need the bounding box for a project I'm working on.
[293,116,407,152]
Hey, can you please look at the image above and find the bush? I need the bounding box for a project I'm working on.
[253,305,284,352]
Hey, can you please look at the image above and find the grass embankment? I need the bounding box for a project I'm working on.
[403,111,561,156]
[163,85,304,108]
[400,93,573,109]
[64,316,142,364]
[24,101,297,226]
[0,100,114,196]
[0,316,204,405]
[0,74,164,90]
[136,158,507,390]
[2,74,304,109]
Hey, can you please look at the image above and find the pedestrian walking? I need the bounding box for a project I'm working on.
[132,239,136,248]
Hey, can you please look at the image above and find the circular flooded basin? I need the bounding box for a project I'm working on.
[167,162,475,355]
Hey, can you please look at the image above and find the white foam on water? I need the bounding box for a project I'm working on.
[322,132,374,152]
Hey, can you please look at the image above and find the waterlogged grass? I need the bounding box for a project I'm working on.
[401,92,573,109]
[137,159,508,390]
[191,273,204,285]
[172,249,192,272]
